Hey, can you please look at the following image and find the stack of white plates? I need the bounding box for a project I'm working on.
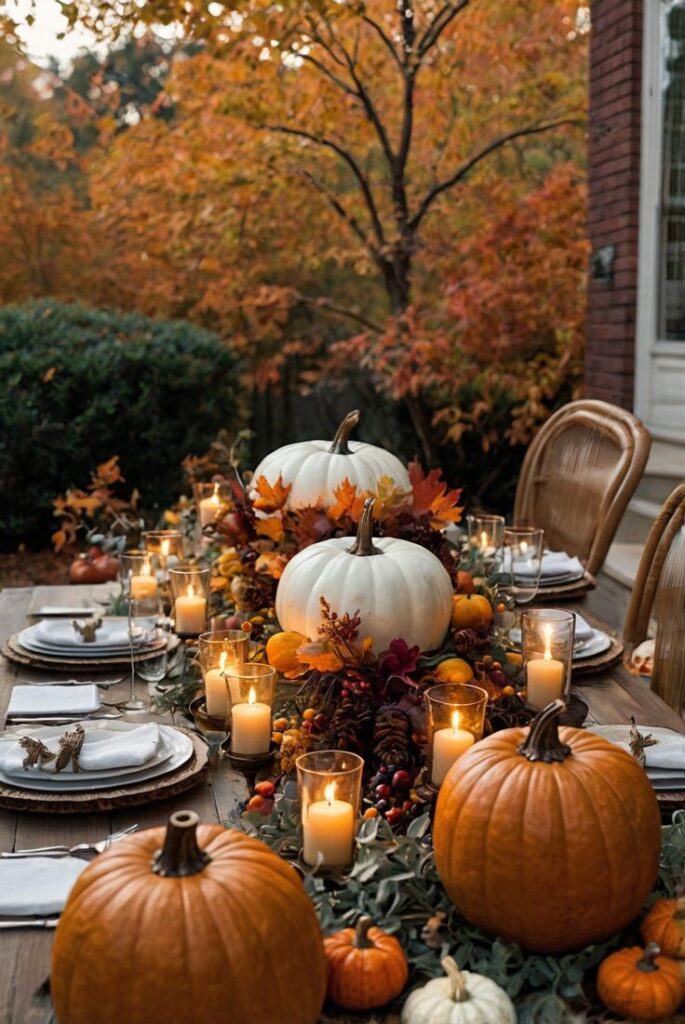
[0,720,193,793]
[17,618,166,661]
[526,551,586,588]
[589,725,685,791]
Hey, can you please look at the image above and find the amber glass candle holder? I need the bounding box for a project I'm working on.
[296,750,364,869]
[522,608,575,711]
[224,663,276,760]
[198,629,249,721]
[425,683,488,787]
[466,513,505,560]
[169,564,211,639]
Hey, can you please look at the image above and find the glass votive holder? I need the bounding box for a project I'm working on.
[198,629,250,720]
[466,513,506,560]
[522,608,575,710]
[169,564,211,639]
[120,550,159,613]
[142,530,184,578]
[503,526,545,605]
[425,683,488,787]
[224,662,276,758]
[296,750,364,869]
[194,480,230,534]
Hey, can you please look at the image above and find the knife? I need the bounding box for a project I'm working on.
[0,917,59,929]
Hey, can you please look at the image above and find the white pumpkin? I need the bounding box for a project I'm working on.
[275,498,453,653]
[401,957,516,1024]
[251,410,411,510]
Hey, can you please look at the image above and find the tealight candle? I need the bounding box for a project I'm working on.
[527,624,565,709]
[204,650,230,718]
[303,782,355,867]
[174,583,207,636]
[199,483,221,529]
[231,687,271,755]
[431,710,475,786]
[130,562,158,602]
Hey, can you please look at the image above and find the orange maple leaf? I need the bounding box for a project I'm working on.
[328,477,359,521]
[296,639,344,673]
[252,474,292,514]
[409,460,464,529]
[255,515,284,543]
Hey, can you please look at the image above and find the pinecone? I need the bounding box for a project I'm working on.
[373,704,412,766]
[329,694,373,755]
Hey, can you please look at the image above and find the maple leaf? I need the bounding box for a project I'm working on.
[255,515,284,543]
[408,460,464,530]
[296,639,344,673]
[328,478,359,521]
[252,474,292,514]
[371,475,411,521]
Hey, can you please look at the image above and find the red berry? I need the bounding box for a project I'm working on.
[341,688,350,698]
[402,800,413,812]
[375,783,392,800]
[360,680,370,690]
[392,769,411,789]
[313,714,327,730]
[375,799,389,812]
[385,807,404,826]
[254,780,275,798]
[491,670,506,687]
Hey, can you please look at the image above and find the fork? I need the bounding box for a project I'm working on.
[1,824,139,859]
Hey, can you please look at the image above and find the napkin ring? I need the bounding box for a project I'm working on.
[19,737,56,770]
[55,724,86,773]
[72,618,102,643]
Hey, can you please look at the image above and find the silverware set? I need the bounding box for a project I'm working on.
[1,824,139,860]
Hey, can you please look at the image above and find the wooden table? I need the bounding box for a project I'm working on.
[0,586,682,1024]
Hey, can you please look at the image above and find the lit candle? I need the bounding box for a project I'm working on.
[199,483,221,529]
[303,782,355,867]
[526,624,565,709]
[204,650,229,718]
[130,562,158,602]
[231,687,271,755]
[480,530,488,550]
[174,583,206,636]
[431,710,475,786]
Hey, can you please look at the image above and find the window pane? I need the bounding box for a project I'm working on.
[659,0,685,340]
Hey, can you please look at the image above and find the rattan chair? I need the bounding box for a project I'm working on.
[513,400,651,576]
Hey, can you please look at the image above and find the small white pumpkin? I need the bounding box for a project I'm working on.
[401,957,516,1024]
[275,498,453,653]
[251,409,411,510]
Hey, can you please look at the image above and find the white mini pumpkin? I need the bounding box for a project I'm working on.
[275,498,453,653]
[251,410,411,510]
[401,957,516,1024]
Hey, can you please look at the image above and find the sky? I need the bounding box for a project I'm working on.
[10,0,99,68]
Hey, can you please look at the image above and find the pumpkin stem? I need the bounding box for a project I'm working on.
[637,943,661,972]
[441,957,469,1003]
[152,810,212,878]
[517,700,571,764]
[353,916,375,949]
[347,498,381,556]
[328,409,360,455]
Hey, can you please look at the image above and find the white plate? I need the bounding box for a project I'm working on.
[18,626,165,659]
[0,721,173,783]
[35,619,149,648]
[573,630,612,660]
[537,571,586,587]
[0,725,193,792]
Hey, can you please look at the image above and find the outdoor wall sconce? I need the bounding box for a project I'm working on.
[591,244,616,284]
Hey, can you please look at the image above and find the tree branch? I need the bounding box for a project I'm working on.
[417,0,471,58]
[297,52,357,98]
[409,118,581,230]
[264,124,386,245]
[299,169,385,269]
[360,14,403,71]
[294,293,383,333]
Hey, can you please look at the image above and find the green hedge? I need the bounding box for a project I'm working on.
[0,300,243,549]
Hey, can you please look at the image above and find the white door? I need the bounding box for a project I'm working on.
[636,0,685,439]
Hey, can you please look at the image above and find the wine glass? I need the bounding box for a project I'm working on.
[120,551,159,711]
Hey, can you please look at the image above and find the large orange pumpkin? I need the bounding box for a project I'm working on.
[451,594,492,630]
[51,810,327,1024]
[433,701,661,953]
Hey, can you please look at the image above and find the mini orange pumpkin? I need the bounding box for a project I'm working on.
[323,915,409,1010]
[52,810,327,1024]
[434,657,474,684]
[597,943,683,1020]
[266,630,307,679]
[451,594,493,630]
[641,898,685,958]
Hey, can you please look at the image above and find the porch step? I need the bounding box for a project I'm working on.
[584,541,643,633]
[614,496,663,543]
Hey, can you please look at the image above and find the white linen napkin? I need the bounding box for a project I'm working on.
[7,685,100,717]
[645,736,685,771]
[0,723,161,776]
[539,551,584,579]
[34,619,144,648]
[0,857,87,915]
[572,614,594,641]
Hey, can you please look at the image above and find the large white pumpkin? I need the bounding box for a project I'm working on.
[275,498,453,653]
[401,958,516,1024]
[251,410,411,510]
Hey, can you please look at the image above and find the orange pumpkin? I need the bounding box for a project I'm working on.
[52,810,327,1024]
[266,630,307,679]
[451,594,493,630]
[434,657,474,684]
[323,915,409,1010]
[641,898,685,958]
[597,943,683,1020]
[433,701,661,953]
[455,570,475,595]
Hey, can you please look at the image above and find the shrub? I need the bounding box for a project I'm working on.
[0,300,244,549]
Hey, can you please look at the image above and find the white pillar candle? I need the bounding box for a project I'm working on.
[204,650,229,718]
[130,564,158,601]
[174,584,206,636]
[303,783,355,867]
[431,711,475,786]
[231,688,271,755]
[199,484,221,528]
[526,624,565,709]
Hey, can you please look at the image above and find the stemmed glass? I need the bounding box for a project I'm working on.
[465,514,506,566]
[120,551,158,712]
[494,527,544,640]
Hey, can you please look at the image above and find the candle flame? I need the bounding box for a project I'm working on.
[187,583,195,598]
[161,539,170,557]
[520,540,528,554]
[451,710,461,732]
[324,782,335,803]
[480,531,488,548]
[543,623,553,661]
[219,651,227,671]
[141,561,150,578]
[248,686,256,706]
[212,482,220,503]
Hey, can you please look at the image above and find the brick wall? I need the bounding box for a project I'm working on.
[585,0,642,408]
